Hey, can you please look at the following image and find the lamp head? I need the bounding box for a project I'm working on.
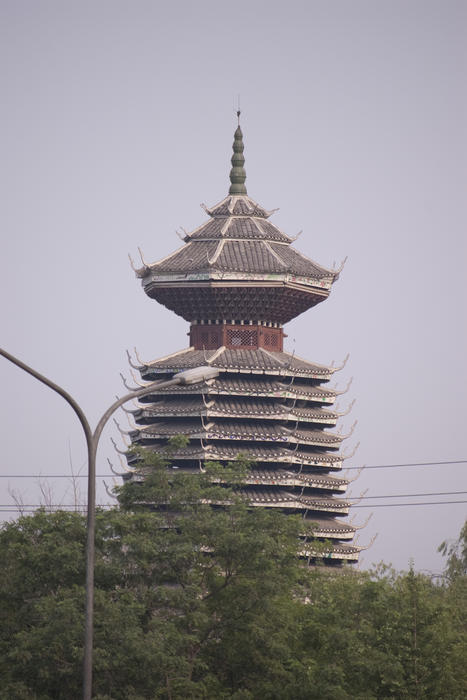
[175,366,219,385]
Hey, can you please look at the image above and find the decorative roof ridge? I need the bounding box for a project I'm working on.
[258,347,288,366]
[262,240,288,268]
[228,195,254,214]
[129,253,148,279]
[352,514,373,531]
[207,345,226,364]
[204,194,275,219]
[254,217,292,243]
[269,241,337,280]
[144,240,194,271]
[208,238,226,265]
[202,195,230,216]
[145,346,195,366]
[220,218,232,237]
[266,239,293,247]
[182,216,222,241]
[252,217,266,235]
[280,350,335,374]
[188,236,288,244]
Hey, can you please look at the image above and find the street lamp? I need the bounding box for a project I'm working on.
[0,347,219,700]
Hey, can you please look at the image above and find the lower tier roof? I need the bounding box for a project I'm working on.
[300,543,361,561]
[306,518,356,539]
[121,339,359,566]
[132,375,341,406]
[125,482,351,515]
[124,443,345,470]
[137,346,336,381]
[124,465,348,493]
[131,419,344,449]
[132,396,340,426]
[243,490,351,514]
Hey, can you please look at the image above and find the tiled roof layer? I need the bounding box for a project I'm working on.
[139,347,334,378]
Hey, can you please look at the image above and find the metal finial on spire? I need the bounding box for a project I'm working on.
[229,113,247,195]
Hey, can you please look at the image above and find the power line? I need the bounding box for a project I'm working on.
[0,474,101,479]
[0,474,92,478]
[359,490,467,499]
[346,459,467,470]
[0,507,110,513]
[2,490,467,508]
[0,505,110,510]
[1,458,466,479]
[353,500,467,508]
[1,457,467,480]
[1,499,466,514]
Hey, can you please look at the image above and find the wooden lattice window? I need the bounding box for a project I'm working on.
[227,329,258,347]
[195,328,221,349]
[264,332,279,348]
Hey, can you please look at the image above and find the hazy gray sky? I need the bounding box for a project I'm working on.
[1,0,466,573]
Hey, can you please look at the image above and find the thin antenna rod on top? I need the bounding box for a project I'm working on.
[233,95,241,124]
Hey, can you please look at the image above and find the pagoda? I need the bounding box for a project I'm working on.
[121,116,361,566]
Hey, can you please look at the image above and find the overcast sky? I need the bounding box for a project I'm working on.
[1,0,466,573]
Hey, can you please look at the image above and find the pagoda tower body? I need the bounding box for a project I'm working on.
[125,119,361,566]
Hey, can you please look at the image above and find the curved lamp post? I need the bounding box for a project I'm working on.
[0,347,219,700]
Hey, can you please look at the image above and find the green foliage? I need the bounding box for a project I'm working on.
[295,564,467,699]
[1,453,466,700]
[438,519,467,581]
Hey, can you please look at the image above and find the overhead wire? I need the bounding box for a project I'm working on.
[1,458,465,479]
[353,500,467,508]
[345,459,467,470]
[1,496,466,513]
[1,460,465,512]
[359,490,467,499]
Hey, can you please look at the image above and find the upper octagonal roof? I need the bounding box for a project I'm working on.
[134,118,343,326]
[182,203,292,244]
[136,118,339,282]
[203,194,273,220]
[144,238,334,280]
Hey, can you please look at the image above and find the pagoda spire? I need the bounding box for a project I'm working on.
[229,111,247,195]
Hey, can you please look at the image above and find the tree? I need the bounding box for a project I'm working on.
[0,448,307,698]
[438,519,467,581]
[293,559,467,699]
[1,456,466,699]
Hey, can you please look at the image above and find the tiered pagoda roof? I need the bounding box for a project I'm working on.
[136,124,338,327]
[122,116,361,566]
